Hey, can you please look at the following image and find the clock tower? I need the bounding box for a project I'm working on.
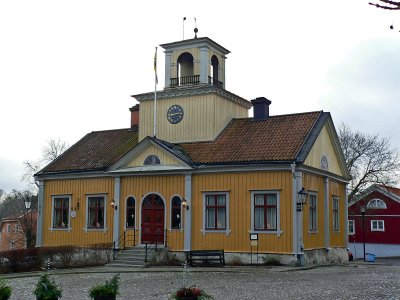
[133,35,251,143]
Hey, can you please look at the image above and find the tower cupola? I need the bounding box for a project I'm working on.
[160,37,230,89]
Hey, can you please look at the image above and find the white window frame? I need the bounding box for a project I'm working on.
[85,194,108,233]
[348,220,355,235]
[250,191,282,236]
[201,192,231,236]
[333,197,340,232]
[50,195,72,231]
[170,195,182,231]
[124,195,136,230]
[308,193,318,232]
[15,224,20,233]
[371,220,385,232]
[367,199,387,209]
[7,224,11,233]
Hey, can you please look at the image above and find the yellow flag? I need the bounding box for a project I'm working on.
[154,47,158,84]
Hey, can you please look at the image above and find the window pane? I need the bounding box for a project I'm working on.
[217,208,226,229]
[266,194,277,206]
[254,207,264,229]
[206,208,215,228]
[217,195,225,206]
[206,196,215,206]
[266,207,277,230]
[255,195,264,206]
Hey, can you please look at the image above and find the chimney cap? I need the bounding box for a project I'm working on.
[251,97,271,105]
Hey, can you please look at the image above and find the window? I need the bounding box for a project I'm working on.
[348,220,355,235]
[254,193,277,231]
[87,195,106,229]
[205,194,226,230]
[7,224,11,233]
[367,199,387,209]
[333,197,339,231]
[52,196,70,229]
[126,197,135,228]
[144,155,160,165]
[171,196,182,229]
[371,220,384,231]
[250,191,281,235]
[15,224,20,233]
[309,193,317,232]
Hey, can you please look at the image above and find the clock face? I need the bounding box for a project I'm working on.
[167,104,184,124]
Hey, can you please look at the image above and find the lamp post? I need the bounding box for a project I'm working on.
[24,196,32,248]
[360,206,366,262]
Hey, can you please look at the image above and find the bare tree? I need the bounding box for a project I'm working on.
[338,123,400,202]
[22,139,68,191]
[369,0,400,10]
[0,190,37,248]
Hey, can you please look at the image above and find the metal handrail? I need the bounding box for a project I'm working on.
[144,229,168,263]
[113,229,136,259]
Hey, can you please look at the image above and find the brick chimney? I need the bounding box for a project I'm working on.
[251,97,272,121]
[129,104,140,129]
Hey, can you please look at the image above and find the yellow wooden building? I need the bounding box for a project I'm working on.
[35,34,350,265]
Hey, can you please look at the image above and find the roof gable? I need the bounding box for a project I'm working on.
[349,184,400,206]
[109,136,193,173]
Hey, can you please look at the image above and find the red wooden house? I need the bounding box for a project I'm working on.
[348,185,400,258]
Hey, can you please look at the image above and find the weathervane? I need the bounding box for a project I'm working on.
[194,17,198,39]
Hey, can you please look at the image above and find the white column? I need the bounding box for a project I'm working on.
[113,177,121,249]
[199,47,209,84]
[36,181,45,247]
[184,174,192,251]
[293,170,304,264]
[344,184,349,248]
[164,51,172,88]
[324,177,330,249]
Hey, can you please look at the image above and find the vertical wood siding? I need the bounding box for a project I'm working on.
[329,179,346,247]
[43,177,114,247]
[120,175,185,251]
[191,171,293,254]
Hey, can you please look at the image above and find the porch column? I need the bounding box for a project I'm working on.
[184,174,192,251]
[199,47,209,84]
[344,184,349,248]
[324,177,330,249]
[293,171,304,264]
[113,177,121,249]
[36,180,45,247]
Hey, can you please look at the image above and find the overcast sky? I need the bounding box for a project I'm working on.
[1,0,399,193]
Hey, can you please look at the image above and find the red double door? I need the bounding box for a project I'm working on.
[141,194,165,244]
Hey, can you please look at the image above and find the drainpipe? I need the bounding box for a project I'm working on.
[184,174,192,251]
[36,180,44,247]
[113,177,121,249]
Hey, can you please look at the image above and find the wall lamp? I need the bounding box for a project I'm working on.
[296,188,308,212]
[73,199,80,211]
[110,199,117,210]
[182,198,189,210]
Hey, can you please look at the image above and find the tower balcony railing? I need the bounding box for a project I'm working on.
[169,75,224,88]
[170,75,200,87]
[208,76,224,88]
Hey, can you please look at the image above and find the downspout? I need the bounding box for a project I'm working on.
[324,177,330,250]
[113,177,121,249]
[36,180,44,247]
[345,184,349,249]
[184,174,192,251]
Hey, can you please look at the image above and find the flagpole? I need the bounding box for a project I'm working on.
[153,47,158,137]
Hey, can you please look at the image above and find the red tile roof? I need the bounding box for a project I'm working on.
[180,112,322,164]
[38,129,139,174]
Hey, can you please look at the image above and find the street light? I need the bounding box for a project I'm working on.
[24,196,33,248]
[360,206,366,262]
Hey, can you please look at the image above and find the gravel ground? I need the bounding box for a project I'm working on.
[3,263,400,300]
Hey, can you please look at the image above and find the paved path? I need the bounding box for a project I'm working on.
[3,261,400,299]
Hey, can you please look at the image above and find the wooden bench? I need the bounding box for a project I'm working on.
[186,250,225,267]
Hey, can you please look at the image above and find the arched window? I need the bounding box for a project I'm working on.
[144,155,160,165]
[171,196,181,229]
[367,199,387,209]
[177,53,195,85]
[126,197,135,228]
[210,55,219,85]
